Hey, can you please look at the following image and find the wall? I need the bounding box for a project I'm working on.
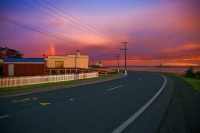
[3,64,44,76]
[46,56,67,68]
[3,64,8,76]
[46,53,89,69]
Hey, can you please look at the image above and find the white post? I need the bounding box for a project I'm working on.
[125,70,127,76]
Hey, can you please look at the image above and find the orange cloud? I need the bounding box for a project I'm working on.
[162,42,200,53]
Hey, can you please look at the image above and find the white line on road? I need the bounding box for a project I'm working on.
[112,74,167,133]
[70,98,75,101]
[0,115,9,119]
[107,85,123,91]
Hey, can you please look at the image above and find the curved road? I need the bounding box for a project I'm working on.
[0,72,173,133]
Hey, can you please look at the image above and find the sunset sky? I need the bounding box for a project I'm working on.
[0,0,200,66]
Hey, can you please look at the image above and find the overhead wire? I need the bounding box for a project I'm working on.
[0,15,120,59]
[33,0,120,42]
[19,0,124,60]
[18,0,121,43]
[91,49,120,59]
[42,0,123,42]
[0,15,97,47]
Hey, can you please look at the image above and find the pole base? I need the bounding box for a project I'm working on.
[125,70,127,76]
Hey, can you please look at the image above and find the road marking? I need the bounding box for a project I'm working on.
[0,115,9,119]
[138,78,142,81]
[40,102,51,106]
[107,85,123,91]
[70,98,75,101]
[13,97,37,102]
[112,75,167,133]
[0,106,43,119]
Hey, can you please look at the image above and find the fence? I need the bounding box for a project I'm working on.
[44,68,107,75]
[0,72,98,88]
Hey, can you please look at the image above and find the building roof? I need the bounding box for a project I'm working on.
[3,58,44,63]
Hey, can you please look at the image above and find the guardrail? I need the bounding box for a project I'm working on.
[0,72,98,88]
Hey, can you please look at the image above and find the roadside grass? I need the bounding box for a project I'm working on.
[160,72,200,94]
[0,72,124,93]
[87,72,123,81]
[0,80,79,93]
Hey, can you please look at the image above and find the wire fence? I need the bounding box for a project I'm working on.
[0,72,98,88]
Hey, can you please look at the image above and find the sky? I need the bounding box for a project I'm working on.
[0,0,200,66]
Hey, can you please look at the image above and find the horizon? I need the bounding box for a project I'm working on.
[0,0,200,66]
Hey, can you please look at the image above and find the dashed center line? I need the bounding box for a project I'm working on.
[112,74,167,133]
[107,85,123,91]
[0,115,9,119]
[69,98,75,101]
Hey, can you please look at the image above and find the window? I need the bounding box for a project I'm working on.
[55,61,64,68]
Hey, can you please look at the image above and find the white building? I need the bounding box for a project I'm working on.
[45,50,89,69]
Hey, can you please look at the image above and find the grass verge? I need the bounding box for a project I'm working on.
[163,72,200,94]
[0,72,124,93]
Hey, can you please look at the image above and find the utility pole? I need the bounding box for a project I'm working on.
[120,42,128,75]
[42,51,46,58]
[116,54,120,72]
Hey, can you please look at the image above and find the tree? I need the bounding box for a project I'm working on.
[0,47,23,60]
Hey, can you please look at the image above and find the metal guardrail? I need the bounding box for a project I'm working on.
[0,72,98,88]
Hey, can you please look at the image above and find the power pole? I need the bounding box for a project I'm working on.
[120,42,128,75]
[116,54,120,72]
[42,51,46,58]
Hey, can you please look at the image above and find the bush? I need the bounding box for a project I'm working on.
[184,67,200,78]
[195,71,200,78]
[184,67,195,77]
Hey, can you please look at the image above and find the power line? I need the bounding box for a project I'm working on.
[91,49,120,60]
[33,0,120,42]
[18,0,120,42]
[0,15,96,47]
[0,15,120,58]
[42,0,123,42]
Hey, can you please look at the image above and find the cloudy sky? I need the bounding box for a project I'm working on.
[0,0,200,66]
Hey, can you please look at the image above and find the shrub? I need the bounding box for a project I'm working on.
[195,70,200,78]
[184,66,195,77]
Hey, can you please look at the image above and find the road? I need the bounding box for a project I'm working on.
[0,72,173,133]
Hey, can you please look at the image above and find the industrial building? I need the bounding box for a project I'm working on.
[3,58,45,76]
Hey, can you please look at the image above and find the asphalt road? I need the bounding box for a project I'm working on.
[0,71,173,133]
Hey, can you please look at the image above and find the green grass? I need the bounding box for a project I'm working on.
[88,72,124,81]
[165,73,200,93]
[0,72,124,93]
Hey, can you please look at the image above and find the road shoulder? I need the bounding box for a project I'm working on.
[158,75,200,132]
